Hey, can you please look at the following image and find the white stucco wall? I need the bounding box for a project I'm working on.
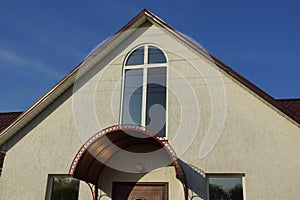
[97,166,184,199]
[0,22,299,200]
[0,89,88,199]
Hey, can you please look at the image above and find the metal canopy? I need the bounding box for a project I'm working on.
[69,125,186,186]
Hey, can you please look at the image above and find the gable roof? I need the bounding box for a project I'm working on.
[0,9,299,147]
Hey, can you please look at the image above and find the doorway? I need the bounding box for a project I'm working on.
[112,182,168,200]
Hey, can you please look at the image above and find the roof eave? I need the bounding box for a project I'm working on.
[144,11,300,126]
[0,9,299,147]
[0,9,154,146]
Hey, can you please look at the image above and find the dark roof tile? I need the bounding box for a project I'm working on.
[0,112,23,132]
[277,99,300,119]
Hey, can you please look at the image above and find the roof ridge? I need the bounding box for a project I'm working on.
[0,9,299,146]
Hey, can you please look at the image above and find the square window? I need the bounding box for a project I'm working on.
[46,175,79,200]
[208,175,244,200]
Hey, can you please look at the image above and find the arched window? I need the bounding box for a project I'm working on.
[121,45,167,137]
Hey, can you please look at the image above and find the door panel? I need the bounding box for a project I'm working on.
[113,182,168,200]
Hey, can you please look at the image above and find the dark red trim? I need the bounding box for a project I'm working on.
[93,184,98,200]
[69,124,187,199]
[2,9,298,149]
[143,9,300,125]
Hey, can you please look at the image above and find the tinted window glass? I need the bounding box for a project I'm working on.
[122,69,143,124]
[208,177,243,200]
[148,46,166,64]
[51,177,79,200]
[126,47,144,66]
[146,67,166,136]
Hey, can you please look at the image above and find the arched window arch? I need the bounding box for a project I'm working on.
[121,44,167,137]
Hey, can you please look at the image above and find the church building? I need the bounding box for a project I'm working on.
[0,9,299,200]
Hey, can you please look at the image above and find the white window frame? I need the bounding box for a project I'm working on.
[120,44,169,138]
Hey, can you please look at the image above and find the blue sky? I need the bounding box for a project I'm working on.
[0,1,299,112]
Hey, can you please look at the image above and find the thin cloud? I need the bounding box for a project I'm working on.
[39,36,86,59]
[0,48,62,79]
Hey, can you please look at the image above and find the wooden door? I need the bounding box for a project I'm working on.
[112,182,168,200]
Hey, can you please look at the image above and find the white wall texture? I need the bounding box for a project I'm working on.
[0,22,299,200]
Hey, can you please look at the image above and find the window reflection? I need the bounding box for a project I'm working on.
[148,46,167,64]
[122,69,143,124]
[146,67,166,136]
[122,45,167,137]
[47,176,79,200]
[208,177,243,200]
[126,47,144,66]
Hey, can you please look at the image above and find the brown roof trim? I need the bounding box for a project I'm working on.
[210,53,300,125]
[141,9,300,125]
[0,59,82,142]
[69,124,187,189]
[0,9,157,144]
[0,11,148,143]
[0,9,299,146]
[116,9,149,34]
[209,54,300,124]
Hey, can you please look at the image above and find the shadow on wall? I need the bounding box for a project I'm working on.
[181,161,207,200]
[97,166,147,199]
[96,160,208,199]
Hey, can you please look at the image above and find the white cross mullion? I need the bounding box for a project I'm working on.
[141,45,148,126]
